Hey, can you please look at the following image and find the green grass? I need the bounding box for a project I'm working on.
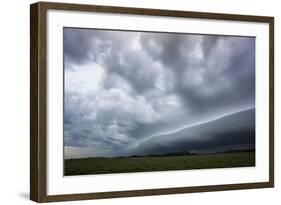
[64,151,255,176]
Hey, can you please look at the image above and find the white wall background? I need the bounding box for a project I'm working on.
[0,0,279,204]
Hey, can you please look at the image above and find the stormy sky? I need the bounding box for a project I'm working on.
[63,27,255,159]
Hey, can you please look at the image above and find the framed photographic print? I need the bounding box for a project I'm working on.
[30,1,274,202]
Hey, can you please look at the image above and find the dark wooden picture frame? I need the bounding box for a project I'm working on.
[30,1,274,202]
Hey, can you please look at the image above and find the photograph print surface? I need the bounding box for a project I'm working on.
[63,28,255,176]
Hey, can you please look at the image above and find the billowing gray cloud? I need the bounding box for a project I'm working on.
[63,27,255,158]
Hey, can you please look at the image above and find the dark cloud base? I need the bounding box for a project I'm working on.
[63,27,255,159]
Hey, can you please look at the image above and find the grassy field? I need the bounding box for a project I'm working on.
[64,151,255,176]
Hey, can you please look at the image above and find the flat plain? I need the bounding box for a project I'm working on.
[64,151,255,176]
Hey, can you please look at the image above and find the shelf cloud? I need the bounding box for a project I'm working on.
[63,28,255,158]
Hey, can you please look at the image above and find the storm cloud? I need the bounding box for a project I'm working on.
[63,28,255,158]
